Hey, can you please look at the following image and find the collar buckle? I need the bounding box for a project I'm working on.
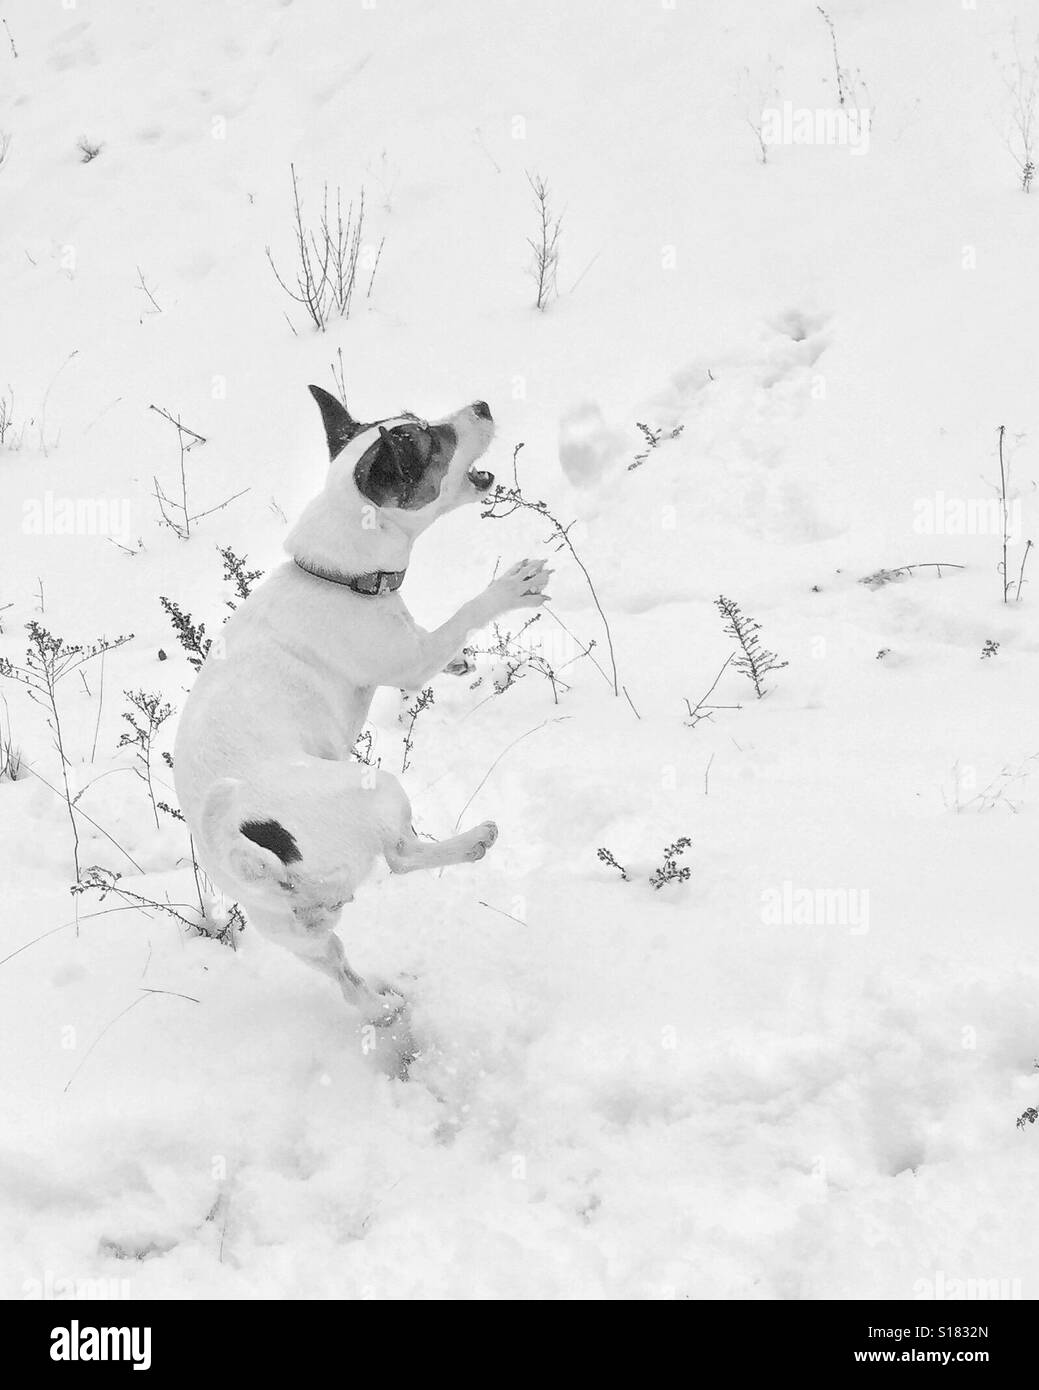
[294,558,405,594]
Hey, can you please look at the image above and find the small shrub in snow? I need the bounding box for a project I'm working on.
[400,686,434,773]
[0,131,11,170]
[150,404,246,540]
[201,901,246,951]
[72,865,245,951]
[118,690,174,830]
[159,548,265,676]
[0,386,22,449]
[0,697,21,782]
[526,171,563,311]
[467,613,580,707]
[158,596,210,671]
[77,136,102,163]
[266,163,383,332]
[156,748,182,821]
[996,29,1039,192]
[352,728,380,768]
[714,595,787,699]
[992,427,1034,604]
[737,59,783,165]
[0,622,132,878]
[816,6,868,109]
[946,755,1039,814]
[981,639,999,659]
[596,838,692,890]
[859,561,964,588]
[628,421,685,471]
[218,545,264,611]
[649,837,692,890]
[596,847,629,882]
[72,864,197,929]
[482,443,619,695]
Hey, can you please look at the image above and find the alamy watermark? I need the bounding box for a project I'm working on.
[761,880,870,934]
[913,1270,1022,1301]
[23,1270,132,1300]
[22,491,133,546]
[760,102,871,155]
[913,492,1022,539]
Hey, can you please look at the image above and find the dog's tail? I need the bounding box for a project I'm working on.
[200,777,303,888]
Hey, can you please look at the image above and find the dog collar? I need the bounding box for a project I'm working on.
[293,559,405,595]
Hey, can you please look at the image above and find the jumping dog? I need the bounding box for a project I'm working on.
[173,387,551,1026]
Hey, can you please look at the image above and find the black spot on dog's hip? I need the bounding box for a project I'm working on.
[240,818,302,864]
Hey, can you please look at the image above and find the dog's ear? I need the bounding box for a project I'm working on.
[308,384,364,460]
[354,426,407,508]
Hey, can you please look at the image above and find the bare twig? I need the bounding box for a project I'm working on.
[859,562,966,588]
[40,349,78,458]
[453,716,569,831]
[684,653,743,727]
[526,172,563,311]
[817,6,846,105]
[997,424,1013,602]
[330,346,349,409]
[149,404,246,538]
[478,901,526,927]
[135,266,162,315]
[1015,538,1034,601]
[90,647,105,763]
[21,762,143,874]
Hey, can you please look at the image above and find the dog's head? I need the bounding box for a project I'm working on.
[308,385,495,531]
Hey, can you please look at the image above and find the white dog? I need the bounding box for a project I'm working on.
[173,387,551,1028]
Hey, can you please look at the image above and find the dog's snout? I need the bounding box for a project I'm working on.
[471,400,493,422]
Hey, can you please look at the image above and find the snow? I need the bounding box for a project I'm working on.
[2,0,1038,1300]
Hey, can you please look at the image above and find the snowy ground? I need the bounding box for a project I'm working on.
[2,0,1039,1299]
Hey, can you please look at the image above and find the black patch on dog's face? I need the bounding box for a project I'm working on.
[240,819,302,864]
[354,421,457,510]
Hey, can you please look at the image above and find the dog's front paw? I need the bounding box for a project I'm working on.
[485,558,551,616]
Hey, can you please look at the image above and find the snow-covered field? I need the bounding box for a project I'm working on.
[2,0,1038,1300]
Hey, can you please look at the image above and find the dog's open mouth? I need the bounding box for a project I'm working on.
[467,465,495,492]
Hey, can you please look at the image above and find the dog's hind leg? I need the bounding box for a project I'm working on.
[248,906,404,1026]
[261,918,415,1075]
[321,932,407,1026]
[367,766,499,873]
[384,820,499,873]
